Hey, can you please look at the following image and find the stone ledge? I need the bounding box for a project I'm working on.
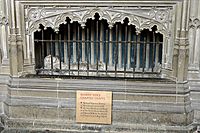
[2,118,196,133]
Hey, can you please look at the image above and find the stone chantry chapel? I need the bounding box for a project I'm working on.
[0,0,200,132]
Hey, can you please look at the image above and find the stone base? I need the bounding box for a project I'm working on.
[0,76,197,132]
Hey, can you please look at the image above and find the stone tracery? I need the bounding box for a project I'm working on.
[26,6,171,36]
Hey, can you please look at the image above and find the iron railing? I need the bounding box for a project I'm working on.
[34,20,162,78]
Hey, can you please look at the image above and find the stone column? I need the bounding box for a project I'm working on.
[127,28,131,69]
[118,24,122,68]
[188,25,196,66]
[31,32,34,64]
[9,0,19,76]
[136,34,140,70]
[15,1,23,72]
[73,23,77,63]
[145,34,150,70]
[100,21,104,62]
[176,0,190,82]
[91,21,95,65]
[109,27,113,66]
[55,34,59,57]
[155,36,160,69]
[64,29,68,64]
[82,28,85,62]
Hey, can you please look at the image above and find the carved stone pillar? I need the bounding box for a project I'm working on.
[175,33,189,82]
[8,0,23,76]
[173,0,190,82]
[9,34,18,75]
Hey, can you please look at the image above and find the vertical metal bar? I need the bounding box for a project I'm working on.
[96,21,99,75]
[152,31,155,72]
[118,24,122,68]
[124,25,128,77]
[106,29,109,75]
[68,23,71,76]
[50,34,53,74]
[77,25,80,76]
[142,36,147,73]
[59,34,62,70]
[109,27,113,66]
[115,24,119,77]
[87,28,90,76]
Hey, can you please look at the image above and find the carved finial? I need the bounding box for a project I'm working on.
[55,27,59,33]
[135,29,141,35]
[81,23,86,28]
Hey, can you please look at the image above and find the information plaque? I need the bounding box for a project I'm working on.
[76,90,112,124]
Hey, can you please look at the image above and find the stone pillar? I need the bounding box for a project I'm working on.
[118,24,122,68]
[31,32,34,64]
[109,27,113,66]
[91,21,95,65]
[127,28,131,69]
[73,23,77,63]
[64,30,68,64]
[8,0,24,76]
[136,34,140,70]
[100,21,104,62]
[55,34,59,57]
[16,1,23,73]
[82,28,85,62]
[145,35,150,70]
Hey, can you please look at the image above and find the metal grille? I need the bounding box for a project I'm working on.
[34,16,163,78]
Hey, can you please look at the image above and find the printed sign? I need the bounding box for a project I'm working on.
[76,90,112,124]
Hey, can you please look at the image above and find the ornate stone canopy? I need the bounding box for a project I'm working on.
[26,6,172,36]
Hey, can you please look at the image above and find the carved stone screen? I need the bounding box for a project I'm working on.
[76,90,112,124]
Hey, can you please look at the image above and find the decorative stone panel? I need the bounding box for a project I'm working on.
[26,6,172,36]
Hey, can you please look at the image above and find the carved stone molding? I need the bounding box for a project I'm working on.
[0,15,8,26]
[175,38,189,47]
[26,6,172,36]
[189,18,200,29]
